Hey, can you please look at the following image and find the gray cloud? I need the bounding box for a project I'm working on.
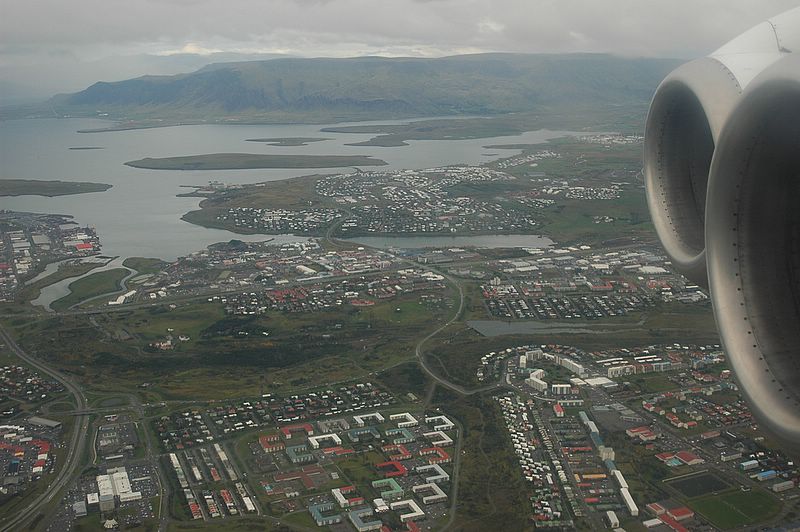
[1,0,797,101]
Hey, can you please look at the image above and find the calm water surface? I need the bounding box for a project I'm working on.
[0,118,579,260]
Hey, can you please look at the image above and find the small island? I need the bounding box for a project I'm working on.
[245,137,330,146]
[0,179,112,197]
[124,153,387,170]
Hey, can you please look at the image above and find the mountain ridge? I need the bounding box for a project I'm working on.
[49,53,680,123]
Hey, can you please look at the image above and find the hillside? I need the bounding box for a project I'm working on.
[51,53,679,124]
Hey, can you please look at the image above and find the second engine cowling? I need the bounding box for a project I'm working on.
[705,54,800,449]
[644,8,800,452]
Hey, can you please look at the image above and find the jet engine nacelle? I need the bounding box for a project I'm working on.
[644,8,800,450]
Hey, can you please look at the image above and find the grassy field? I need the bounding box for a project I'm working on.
[4,289,449,401]
[626,373,680,393]
[536,189,655,246]
[666,472,731,498]
[0,179,111,197]
[122,257,165,275]
[689,489,782,529]
[337,451,386,484]
[50,268,129,311]
[125,153,387,170]
[375,361,430,401]
[432,389,531,530]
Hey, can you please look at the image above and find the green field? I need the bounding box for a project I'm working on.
[666,472,731,498]
[436,390,531,530]
[0,179,111,197]
[50,268,129,311]
[689,489,781,529]
[4,287,452,401]
[124,153,387,170]
[122,257,165,275]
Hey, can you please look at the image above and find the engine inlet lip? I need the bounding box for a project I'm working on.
[705,56,800,450]
[644,58,741,287]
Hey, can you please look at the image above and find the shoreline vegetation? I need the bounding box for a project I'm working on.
[17,261,105,304]
[49,268,129,311]
[124,152,388,170]
[0,179,112,197]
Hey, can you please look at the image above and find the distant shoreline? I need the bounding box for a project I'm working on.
[124,152,388,170]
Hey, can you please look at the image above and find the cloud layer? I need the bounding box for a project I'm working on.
[1,0,797,100]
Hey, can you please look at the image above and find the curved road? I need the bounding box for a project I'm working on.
[0,325,89,532]
[0,215,503,531]
[325,212,502,397]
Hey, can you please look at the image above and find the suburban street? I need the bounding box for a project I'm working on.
[0,324,89,532]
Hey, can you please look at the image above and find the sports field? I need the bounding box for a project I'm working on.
[666,471,730,498]
[689,489,781,529]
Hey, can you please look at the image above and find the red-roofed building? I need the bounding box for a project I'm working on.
[646,502,666,516]
[259,435,285,453]
[564,446,593,453]
[675,451,704,466]
[31,440,50,452]
[419,447,451,464]
[376,461,408,478]
[667,506,695,521]
[553,404,564,417]
[322,446,354,457]
[281,423,314,439]
[626,426,656,440]
[274,465,325,489]
[382,444,412,461]
[75,243,93,250]
[655,452,675,462]
[659,514,689,532]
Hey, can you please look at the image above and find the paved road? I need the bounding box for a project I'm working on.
[326,211,504,398]
[0,324,89,532]
[0,216,509,531]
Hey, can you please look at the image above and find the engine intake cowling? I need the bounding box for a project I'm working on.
[645,8,800,451]
[705,55,800,449]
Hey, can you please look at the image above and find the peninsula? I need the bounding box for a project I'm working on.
[124,153,387,170]
[0,179,112,197]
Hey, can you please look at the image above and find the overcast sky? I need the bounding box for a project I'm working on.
[1,0,797,101]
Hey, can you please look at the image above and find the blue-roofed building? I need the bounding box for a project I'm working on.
[286,444,314,464]
[308,503,342,526]
[385,428,415,445]
[348,426,381,443]
[348,507,383,531]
